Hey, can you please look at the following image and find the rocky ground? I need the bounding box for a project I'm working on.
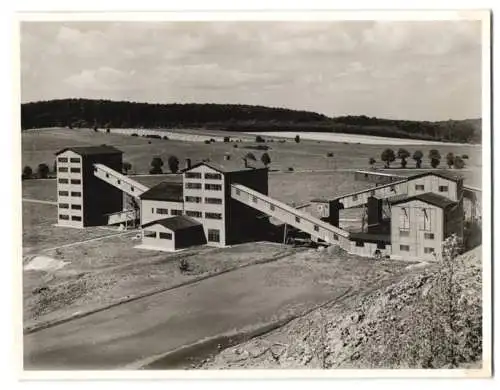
[202,246,482,370]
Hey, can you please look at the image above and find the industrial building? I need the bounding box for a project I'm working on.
[54,145,480,260]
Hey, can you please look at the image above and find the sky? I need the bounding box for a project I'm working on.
[20,20,483,121]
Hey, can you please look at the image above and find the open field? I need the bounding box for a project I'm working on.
[24,248,417,370]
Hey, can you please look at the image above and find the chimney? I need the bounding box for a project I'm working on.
[185,158,192,170]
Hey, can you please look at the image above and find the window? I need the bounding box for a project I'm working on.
[58,167,68,172]
[186,210,202,218]
[186,182,202,190]
[236,189,241,196]
[70,179,81,185]
[205,212,222,220]
[355,241,364,247]
[399,207,410,230]
[105,173,109,178]
[71,191,81,197]
[159,232,172,240]
[117,180,121,185]
[156,208,168,215]
[144,230,156,238]
[424,247,435,254]
[58,178,69,184]
[377,242,386,249]
[70,167,81,173]
[295,216,301,223]
[424,232,435,240]
[439,185,448,192]
[58,157,68,163]
[71,216,82,221]
[252,196,258,203]
[400,245,410,251]
[205,173,222,180]
[185,172,202,179]
[71,204,81,210]
[399,230,410,237]
[58,190,69,196]
[59,214,69,220]
[205,197,222,205]
[208,229,220,242]
[270,204,275,211]
[390,185,395,192]
[185,196,202,203]
[314,225,319,232]
[415,184,425,191]
[130,186,134,192]
[352,194,358,201]
[70,158,80,163]
[171,209,183,216]
[334,234,339,241]
[59,203,69,209]
[419,208,433,231]
[205,183,222,191]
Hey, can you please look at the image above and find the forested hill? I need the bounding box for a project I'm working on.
[21,99,481,144]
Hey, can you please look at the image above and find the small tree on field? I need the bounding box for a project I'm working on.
[37,163,49,179]
[413,150,423,168]
[168,155,180,173]
[397,148,410,168]
[123,162,132,174]
[22,166,33,180]
[369,157,376,168]
[295,135,300,143]
[255,135,265,143]
[454,156,465,169]
[381,148,396,168]
[149,157,164,174]
[446,152,455,168]
[429,149,441,168]
[245,152,256,161]
[261,152,271,167]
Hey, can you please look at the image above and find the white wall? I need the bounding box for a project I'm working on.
[142,224,176,251]
[56,150,84,228]
[141,199,184,225]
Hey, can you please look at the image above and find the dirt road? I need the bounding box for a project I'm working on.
[23,251,412,370]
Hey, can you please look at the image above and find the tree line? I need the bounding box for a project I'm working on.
[371,148,468,169]
[21,98,480,144]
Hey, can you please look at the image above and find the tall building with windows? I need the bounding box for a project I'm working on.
[55,146,123,227]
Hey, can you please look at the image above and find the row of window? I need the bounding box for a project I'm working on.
[58,157,81,163]
[415,184,449,192]
[58,191,82,197]
[185,172,222,180]
[399,231,435,239]
[184,211,222,219]
[59,203,82,210]
[185,183,222,191]
[58,178,81,185]
[399,245,435,254]
[58,167,81,173]
[153,208,182,216]
[143,229,221,243]
[355,241,386,249]
[400,207,433,231]
[185,196,223,204]
[59,214,82,221]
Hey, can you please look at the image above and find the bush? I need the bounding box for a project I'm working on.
[146,134,161,139]
[37,163,49,179]
[255,135,265,143]
[150,157,163,174]
[462,154,469,159]
[179,258,190,273]
[22,166,33,180]
[243,145,270,151]
[106,128,110,134]
[233,144,238,148]
[162,136,169,140]
[288,167,294,172]
[464,220,481,250]
[381,148,396,168]
[327,152,334,157]
[261,152,271,167]
[210,138,216,143]
[204,140,211,144]
[294,135,300,143]
[168,155,180,173]
[131,133,138,137]
[454,156,465,169]
[223,136,230,143]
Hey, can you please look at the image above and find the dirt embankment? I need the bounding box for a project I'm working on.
[202,246,482,370]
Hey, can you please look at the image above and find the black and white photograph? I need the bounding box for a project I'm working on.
[16,9,491,377]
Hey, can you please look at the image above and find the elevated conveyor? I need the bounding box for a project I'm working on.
[93,163,149,198]
[231,184,350,245]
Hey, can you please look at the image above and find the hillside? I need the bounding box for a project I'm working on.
[202,246,482,370]
[21,99,481,144]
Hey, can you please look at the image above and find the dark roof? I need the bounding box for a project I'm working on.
[349,232,391,244]
[142,216,202,231]
[390,192,457,209]
[139,181,183,202]
[184,160,267,174]
[406,170,464,182]
[55,145,123,156]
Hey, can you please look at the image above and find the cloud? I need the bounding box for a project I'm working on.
[64,67,130,90]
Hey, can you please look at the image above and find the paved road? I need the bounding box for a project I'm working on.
[24,257,347,370]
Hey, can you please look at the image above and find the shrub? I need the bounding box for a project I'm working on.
[413,150,423,168]
[397,148,410,168]
[150,157,163,174]
[462,154,469,159]
[255,135,265,143]
[168,155,180,173]
[210,138,216,143]
[131,133,138,137]
[464,220,481,250]
[429,149,441,168]
[381,148,396,168]
[327,152,334,157]
[22,166,33,180]
[179,258,190,273]
[288,167,294,172]
[223,136,231,143]
[294,135,300,143]
[163,136,169,140]
[233,144,238,148]
[245,152,257,161]
[446,152,455,168]
[261,152,271,167]
[204,140,211,144]
[369,157,376,167]
[454,156,465,169]
[106,128,110,133]
[37,163,49,179]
